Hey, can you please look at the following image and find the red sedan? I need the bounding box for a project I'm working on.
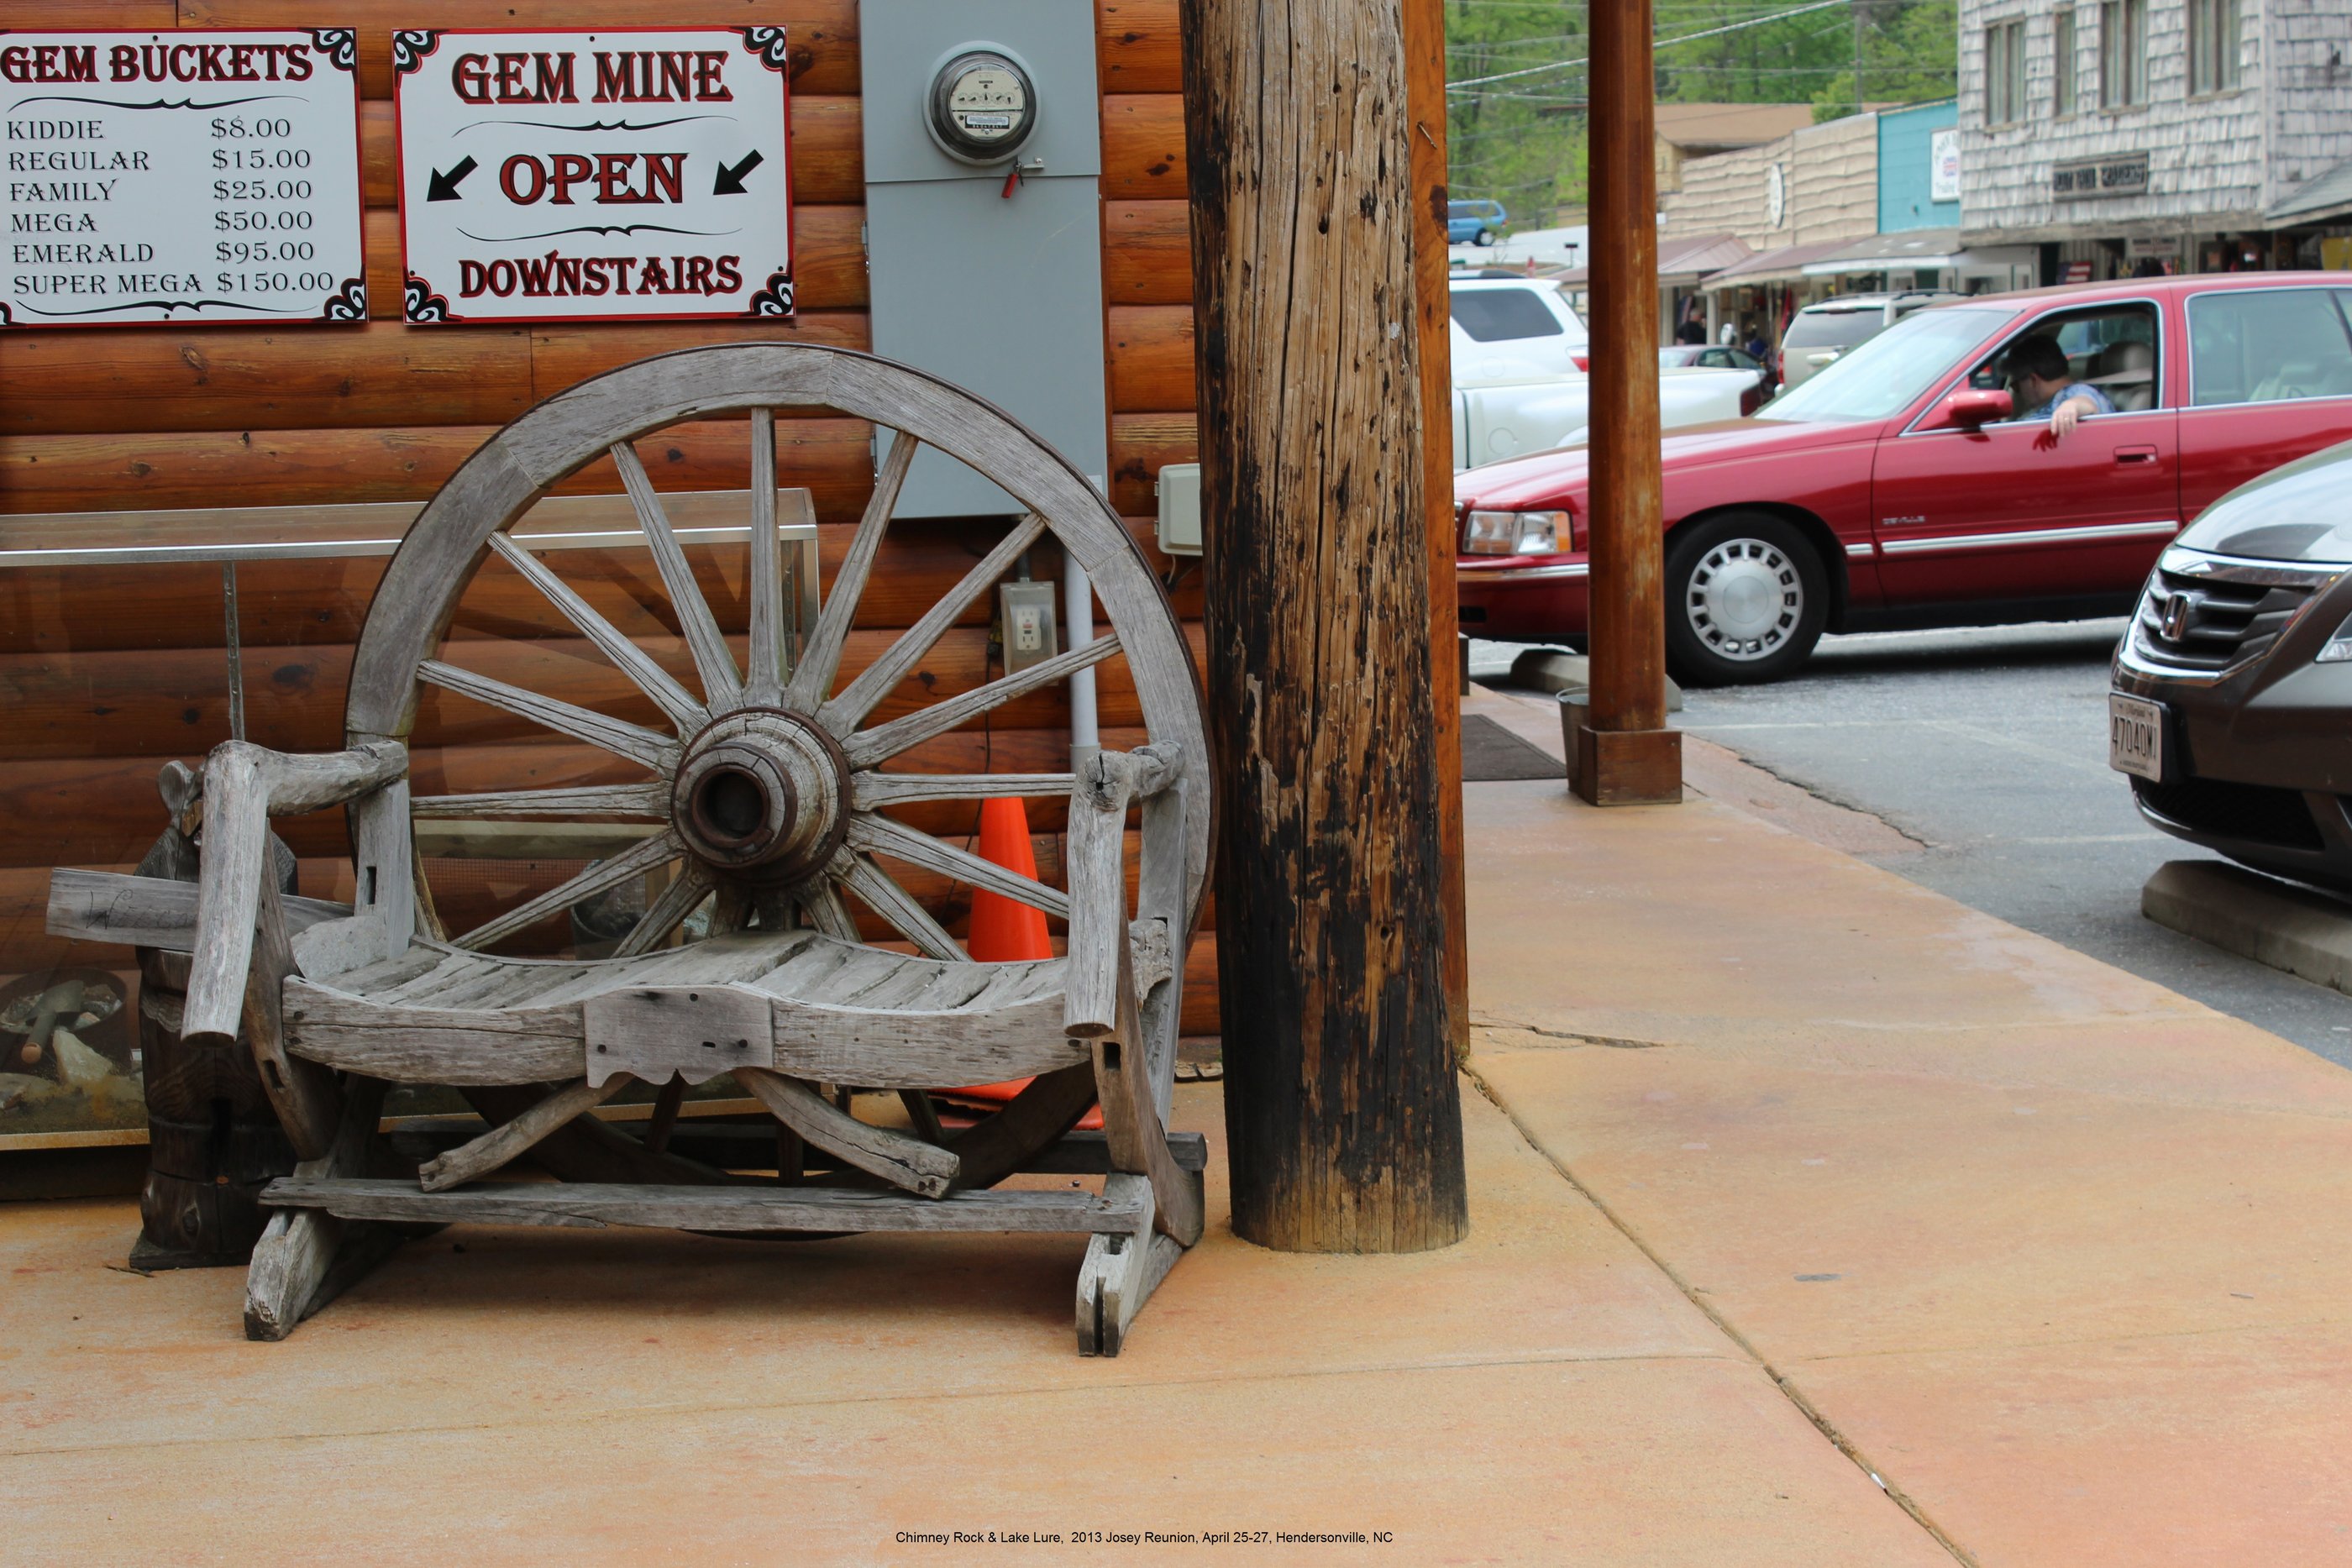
[1457,273,2352,684]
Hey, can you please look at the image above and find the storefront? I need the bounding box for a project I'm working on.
[1956,0,2352,278]
[0,3,1219,1177]
[1658,108,1883,353]
[1695,241,1856,366]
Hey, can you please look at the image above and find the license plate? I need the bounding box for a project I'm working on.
[2108,693,2165,781]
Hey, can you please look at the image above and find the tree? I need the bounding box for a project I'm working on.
[1442,1,1961,218]
[1445,0,1590,220]
[1806,0,1958,120]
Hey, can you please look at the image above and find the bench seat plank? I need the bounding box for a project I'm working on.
[283,931,1089,1088]
[262,1176,1145,1234]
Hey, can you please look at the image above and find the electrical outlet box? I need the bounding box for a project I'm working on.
[862,0,1106,519]
[1156,462,1201,556]
[998,579,1060,673]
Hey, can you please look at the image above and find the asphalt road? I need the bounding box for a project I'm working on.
[1473,621,2352,1067]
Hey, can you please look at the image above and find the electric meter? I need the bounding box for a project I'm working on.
[927,49,1038,165]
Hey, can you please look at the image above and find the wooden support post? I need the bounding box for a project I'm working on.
[1182,0,1469,1252]
[1404,0,1470,1062]
[1579,0,1685,807]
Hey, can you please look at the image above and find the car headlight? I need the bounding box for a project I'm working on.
[2317,611,2352,663]
[1463,509,1568,555]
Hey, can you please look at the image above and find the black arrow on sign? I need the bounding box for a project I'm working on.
[713,149,764,196]
[427,155,478,202]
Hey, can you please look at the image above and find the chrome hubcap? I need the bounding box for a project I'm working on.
[1686,538,1802,662]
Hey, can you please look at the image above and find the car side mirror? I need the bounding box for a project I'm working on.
[1926,388,2014,431]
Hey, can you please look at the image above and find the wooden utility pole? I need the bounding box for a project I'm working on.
[1404,0,1469,1059]
[1572,0,1684,805]
[1182,0,1469,1252]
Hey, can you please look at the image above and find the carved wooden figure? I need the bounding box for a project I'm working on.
[128,760,302,1269]
[48,344,1210,1354]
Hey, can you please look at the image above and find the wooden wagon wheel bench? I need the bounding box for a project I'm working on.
[46,343,1210,1356]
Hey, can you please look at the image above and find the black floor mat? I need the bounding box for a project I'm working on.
[1462,712,1562,782]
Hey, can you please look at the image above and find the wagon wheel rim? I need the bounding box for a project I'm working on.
[402,422,1096,963]
[349,343,1208,1184]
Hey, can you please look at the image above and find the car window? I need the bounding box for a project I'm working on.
[1761,307,2010,423]
[1961,302,2161,415]
[1782,310,1877,352]
[1450,289,1562,343]
[2189,289,2352,406]
[1698,349,1730,368]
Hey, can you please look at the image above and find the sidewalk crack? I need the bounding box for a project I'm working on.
[1464,1064,1980,1568]
[1472,1018,1676,1050]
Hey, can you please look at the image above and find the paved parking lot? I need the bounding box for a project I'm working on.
[1473,620,2352,1066]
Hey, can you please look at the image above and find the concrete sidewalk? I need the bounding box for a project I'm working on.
[1466,684,2352,1565]
[9,691,2352,1563]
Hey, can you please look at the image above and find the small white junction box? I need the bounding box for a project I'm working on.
[1155,462,1201,557]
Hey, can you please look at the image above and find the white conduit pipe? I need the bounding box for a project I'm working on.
[1064,549,1100,772]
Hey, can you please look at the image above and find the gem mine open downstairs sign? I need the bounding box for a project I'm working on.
[394,28,793,323]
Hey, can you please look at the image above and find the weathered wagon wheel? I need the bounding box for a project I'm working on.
[349,343,1209,1186]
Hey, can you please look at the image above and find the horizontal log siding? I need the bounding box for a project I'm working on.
[0,0,1213,1032]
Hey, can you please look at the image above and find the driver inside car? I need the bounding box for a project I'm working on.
[2002,333,2116,443]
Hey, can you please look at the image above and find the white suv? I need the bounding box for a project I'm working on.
[1777,290,1963,391]
[1448,276,1590,385]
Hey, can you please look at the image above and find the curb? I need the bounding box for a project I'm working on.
[2143,857,2352,996]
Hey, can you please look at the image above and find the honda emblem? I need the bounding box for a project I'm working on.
[2160,592,2191,641]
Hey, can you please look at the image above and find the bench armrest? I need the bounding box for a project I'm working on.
[182,739,407,1046]
[1063,743,1184,1039]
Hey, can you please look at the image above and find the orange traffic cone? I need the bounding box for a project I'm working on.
[966,797,1051,963]
[947,797,1100,1129]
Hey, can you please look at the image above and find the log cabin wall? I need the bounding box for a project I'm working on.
[0,0,1210,1028]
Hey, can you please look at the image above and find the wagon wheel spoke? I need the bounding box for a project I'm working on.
[419,659,675,770]
[819,511,1048,737]
[410,782,672,820]
[849,772,1075,809]
[829,848,967,962]
[796,881,863,941]
[840,633,1122,770]
[709,882,753,936]
[743,409,786,705]
[846,811,1069,920]
[785,428,919,713]
[612,862,715,959]
[611,439,742,705]
[485,532,706,732]
[452,829,685,952]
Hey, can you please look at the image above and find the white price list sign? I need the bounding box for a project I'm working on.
[1,29,366,328]
[394,28,793,323]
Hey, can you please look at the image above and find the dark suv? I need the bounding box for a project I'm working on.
[1775,290,1964,392]
[2111,439,2352,891]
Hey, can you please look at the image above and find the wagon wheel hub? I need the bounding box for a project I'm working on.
[669,708,850,885]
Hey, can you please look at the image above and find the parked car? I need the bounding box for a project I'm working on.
[1446,278,1752,468]
[2109,438,2352,891]
[1455,273,2352,686]
[1660,344,1770,415]
[1777,289,1964,392]
[1450,275,1589,384]
[1447,199,1508,246]
[1454,367,1754,471]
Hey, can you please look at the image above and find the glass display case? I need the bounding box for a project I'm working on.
[0,493,817,1149]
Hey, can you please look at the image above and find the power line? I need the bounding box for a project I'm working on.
[1446,0,1852,90]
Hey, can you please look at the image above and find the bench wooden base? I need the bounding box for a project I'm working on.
[254,1136,1209,1355]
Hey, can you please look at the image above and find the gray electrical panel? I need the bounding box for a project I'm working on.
[858,0,1107,518]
